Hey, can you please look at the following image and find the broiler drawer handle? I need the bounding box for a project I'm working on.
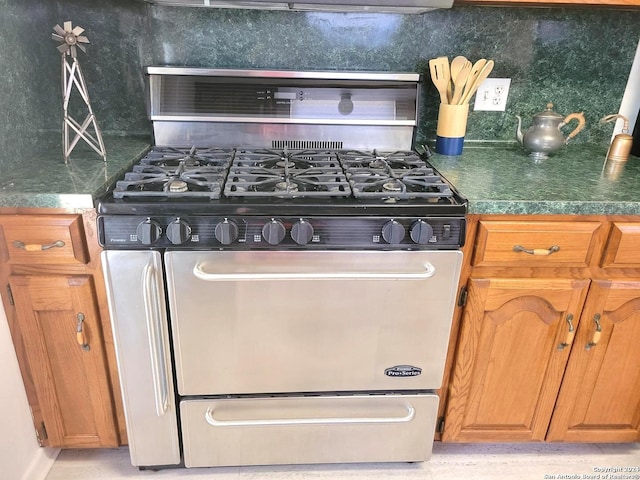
[513,245,560,256]
[193,262,436,281]
[204,405,415,427]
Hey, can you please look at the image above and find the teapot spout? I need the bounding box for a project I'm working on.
[515,115,524,145]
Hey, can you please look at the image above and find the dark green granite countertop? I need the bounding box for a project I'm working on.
[428,142,640,216]
[1,135,639,216]
[0,135,150,210]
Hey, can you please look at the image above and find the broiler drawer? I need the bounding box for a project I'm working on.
[180,394,438,467]
[0,214,89,265]
[473,220,602,267]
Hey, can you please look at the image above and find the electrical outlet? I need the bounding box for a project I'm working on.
[473,78,511,112]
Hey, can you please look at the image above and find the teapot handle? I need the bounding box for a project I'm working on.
[560,112,586,143]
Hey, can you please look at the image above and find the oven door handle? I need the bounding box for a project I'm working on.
[192,262,436,281]
[204,405,415,427]
[142,262,170,417]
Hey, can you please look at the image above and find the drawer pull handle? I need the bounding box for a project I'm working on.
[558,314,575,350]
[204,404,415,427]
[585,314,602,350]
[513,245,560,256]
[75,313,90,351]
[12,240,65,251]
[193,262,437,281]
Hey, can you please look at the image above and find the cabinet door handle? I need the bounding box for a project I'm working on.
[513,245,560,256]
[558,314,575,350]
[585,314,602,350]
[76,312,90,351]
[12,240,65,251]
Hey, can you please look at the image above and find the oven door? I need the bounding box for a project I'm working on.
[165,250,462,395]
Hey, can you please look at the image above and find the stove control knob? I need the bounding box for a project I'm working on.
[291,220,314,245]
[262,219,286,245]
[410,220,434,245]
[382,220,405,244]
[215,219,239,245]
[166,219,191,245]
[136,219,162,245]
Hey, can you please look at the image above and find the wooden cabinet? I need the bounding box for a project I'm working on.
[443,277,589,441]
[454,0,640,8]
[547,280,640,442]
[9,274,118,447]
[0,211,124,448]
[442,216,640,443]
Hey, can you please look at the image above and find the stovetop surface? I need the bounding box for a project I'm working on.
[99,146,467,216]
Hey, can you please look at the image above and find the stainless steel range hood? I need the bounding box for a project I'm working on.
[142,0,453,14]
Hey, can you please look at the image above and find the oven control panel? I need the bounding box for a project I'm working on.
[99,216,465,250]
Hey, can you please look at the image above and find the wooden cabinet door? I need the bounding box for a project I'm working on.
[442,277,589,442]
[547,280,640,442]
[9,274,118,448]
[454,1,640,6]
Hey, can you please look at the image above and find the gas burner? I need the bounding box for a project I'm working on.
[169,180,188,193]
[276,160,296,168]
[275,181,298,194]
[382,181,403,192]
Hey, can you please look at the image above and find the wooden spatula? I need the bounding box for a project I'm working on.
[429,57,450,104]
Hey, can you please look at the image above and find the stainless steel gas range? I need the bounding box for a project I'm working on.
[98,68,466,469]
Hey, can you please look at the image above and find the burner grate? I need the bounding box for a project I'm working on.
[224,149,351,198]
[112,146,233,199]
[340,150,453,200]
[110,146,455,202]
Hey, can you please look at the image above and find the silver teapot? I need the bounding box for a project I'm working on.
[516,103,586,160]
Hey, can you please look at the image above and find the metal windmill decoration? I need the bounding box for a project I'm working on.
[52,21,106,163]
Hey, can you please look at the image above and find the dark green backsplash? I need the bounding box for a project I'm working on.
[0,0,638,173]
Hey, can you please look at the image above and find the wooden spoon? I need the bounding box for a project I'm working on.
[429,56,450,104]
[448,56,468,102]
[451,61,472,105]
[458,59,486,104]
[460,60,495,104]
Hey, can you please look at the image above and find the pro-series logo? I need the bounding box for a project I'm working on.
[384,365,422,377]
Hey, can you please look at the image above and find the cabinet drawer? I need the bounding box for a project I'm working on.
[473,220,602,267]
[601,222,640,267]
[0,215,89,265]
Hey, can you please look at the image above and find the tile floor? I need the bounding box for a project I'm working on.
[46,443,640,480]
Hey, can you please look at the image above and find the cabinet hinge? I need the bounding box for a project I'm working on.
[6,284,14,305]
[437,416,445,434]
[39,422,48,442]
[457,285,468,307]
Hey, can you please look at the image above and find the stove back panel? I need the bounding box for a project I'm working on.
[147,68,421,151]
[152,122,416,151]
